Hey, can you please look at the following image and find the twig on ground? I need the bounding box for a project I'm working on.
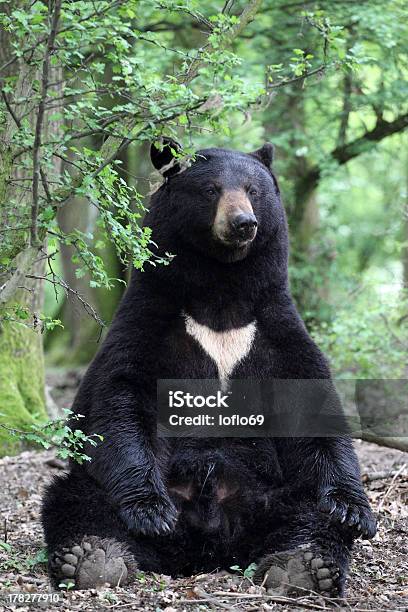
[362,468,407,483]
[180,590,330,610]
[192,586,234,609]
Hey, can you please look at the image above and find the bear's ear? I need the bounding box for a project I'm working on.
[150,137,182,178]
[250,143,274,168]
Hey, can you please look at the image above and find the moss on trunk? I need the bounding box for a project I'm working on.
[0,321,47,456]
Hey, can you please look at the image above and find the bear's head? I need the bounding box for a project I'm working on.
[149,139,286,264]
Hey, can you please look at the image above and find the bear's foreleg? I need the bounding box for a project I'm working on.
[76,374,177,537]
[74,288,181,537]
[257,296,376,541]
[282,436,377,540]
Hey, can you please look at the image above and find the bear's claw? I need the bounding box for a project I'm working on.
[50,537,131,590]
[119,495,178,536]
[254,545,343,598]
[318,488,377,539]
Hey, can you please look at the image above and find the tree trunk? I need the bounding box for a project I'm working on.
[52,191,101,364]
[267,83,325,320]
[295,188,320,253]
[403,146,408,290]
[0,4,62,454]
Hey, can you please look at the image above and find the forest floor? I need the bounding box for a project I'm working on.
[0,371,407,611]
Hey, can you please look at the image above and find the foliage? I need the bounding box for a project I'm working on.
[1,303,63,332]
[0,409,103,463]
[0,543,48,573]
[230,562,258,579]
[0,0,269,330]
[312,288,408,379]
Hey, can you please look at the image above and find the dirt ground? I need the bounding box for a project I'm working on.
[0,373,407,611]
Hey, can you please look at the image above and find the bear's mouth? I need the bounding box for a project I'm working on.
[213,228,257,250]
[188,226,256,263]
[219,235,256,248]
[209,235,254,263]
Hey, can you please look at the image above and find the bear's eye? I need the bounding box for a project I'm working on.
[249,187,259,197]
[206,187,216,197]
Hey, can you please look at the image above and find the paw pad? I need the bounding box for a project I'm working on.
[255,546,343,598]
[50,537,129,590]
[302,551,340,596]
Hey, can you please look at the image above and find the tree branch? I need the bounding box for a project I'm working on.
[361,432,408,453]
[1,90,21,128]
[184,0,263,82]
[333,112,408,165]
[268,64,327,91]
[31,0,61,246]
[296,112,408,204]
[25,272,105,329]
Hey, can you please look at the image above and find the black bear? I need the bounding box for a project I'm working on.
[42,141,376,595]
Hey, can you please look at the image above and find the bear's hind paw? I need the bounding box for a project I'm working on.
[254,546,343,599]
[50,536,133,590]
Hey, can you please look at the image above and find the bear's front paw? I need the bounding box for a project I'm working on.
[318,486,377,539]
[119,493,178,536]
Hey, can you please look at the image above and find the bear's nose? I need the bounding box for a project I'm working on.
[231,213,258,241]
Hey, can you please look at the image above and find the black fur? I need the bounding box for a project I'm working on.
[42,143,376,590]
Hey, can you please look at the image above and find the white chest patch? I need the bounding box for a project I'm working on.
[184,315,256,383]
